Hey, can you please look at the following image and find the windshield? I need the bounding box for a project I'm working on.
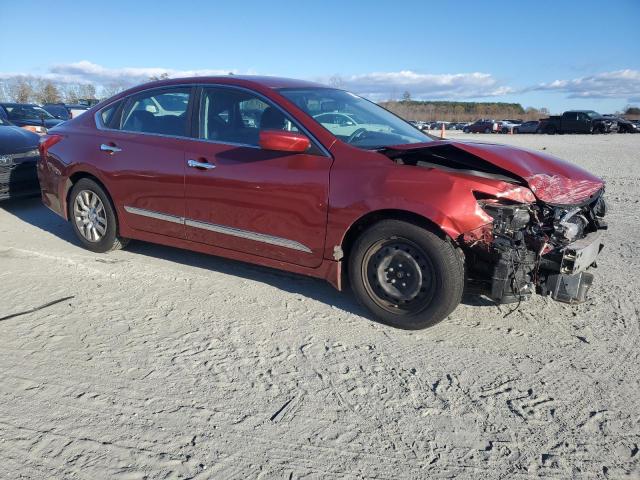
[0,117,10,126]
[4,104,56,121]
[278,88,431,149]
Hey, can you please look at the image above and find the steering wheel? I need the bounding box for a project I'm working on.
[347,128,368,144]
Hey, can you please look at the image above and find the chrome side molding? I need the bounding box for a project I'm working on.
[124,205,312,253]
[123,206,184,225]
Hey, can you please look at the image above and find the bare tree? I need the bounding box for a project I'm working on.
[101,82,127,99]
[6,76,36,103]
[402,91,412,102]
[328,75,345,89]
[34,81,62,104]
[0,81,9,102]
[148,72,170,81]
[61,84,80,103]
[78,83,97,101]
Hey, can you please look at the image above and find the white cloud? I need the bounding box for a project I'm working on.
[323,70,514,100]
[0,62,513,100]
[532,69,640,101]
[46,60,238,87]
[0,61,239,89]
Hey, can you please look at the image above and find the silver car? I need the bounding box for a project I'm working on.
[515,121,541,134]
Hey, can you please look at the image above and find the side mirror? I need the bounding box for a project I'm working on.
[259,130,310,153]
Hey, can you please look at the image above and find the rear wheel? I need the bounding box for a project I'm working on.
[484,128,491,134]
[68,178,128,253]
[349,220,464,329]
[546,125,557,135]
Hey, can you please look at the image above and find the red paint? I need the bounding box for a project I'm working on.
[38,76,604,291]
[259,130,310,153]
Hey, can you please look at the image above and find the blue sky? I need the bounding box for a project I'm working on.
[1,0,639,112]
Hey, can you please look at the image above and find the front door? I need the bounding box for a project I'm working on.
[183,86,332,268]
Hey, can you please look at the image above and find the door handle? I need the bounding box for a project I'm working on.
[187,159,216,170]
[100,144,122,154]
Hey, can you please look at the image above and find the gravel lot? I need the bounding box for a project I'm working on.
[1,132,639,479]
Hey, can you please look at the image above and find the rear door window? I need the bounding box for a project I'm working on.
[119,88,192,137]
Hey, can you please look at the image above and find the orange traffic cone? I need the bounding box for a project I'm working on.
[440,123,445,139]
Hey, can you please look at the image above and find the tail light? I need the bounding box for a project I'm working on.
[39,134,63,159]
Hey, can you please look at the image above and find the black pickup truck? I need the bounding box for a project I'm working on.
[539,110,618,134]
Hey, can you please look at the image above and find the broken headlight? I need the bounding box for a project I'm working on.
[481,202,532,236]
[554,208,587,242]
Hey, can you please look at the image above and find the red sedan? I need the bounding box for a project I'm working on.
[38,76,607,329]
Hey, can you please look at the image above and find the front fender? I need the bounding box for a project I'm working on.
[324,154,534,260]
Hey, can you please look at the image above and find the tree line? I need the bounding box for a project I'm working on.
[381,99,550,122]
[0,75,127,105]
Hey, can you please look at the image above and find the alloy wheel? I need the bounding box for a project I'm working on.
[73,190,108,242]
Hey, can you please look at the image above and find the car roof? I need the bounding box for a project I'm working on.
[131,75,327,91]
[0,103,39,107]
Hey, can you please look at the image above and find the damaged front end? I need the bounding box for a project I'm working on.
[463,191,607,305]
[383,142,607,303]
[381,141,607,306]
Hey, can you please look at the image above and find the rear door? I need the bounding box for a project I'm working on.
[94,87,194,238]
[183,86,332,268]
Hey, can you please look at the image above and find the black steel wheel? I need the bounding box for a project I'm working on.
[349,220,464,329]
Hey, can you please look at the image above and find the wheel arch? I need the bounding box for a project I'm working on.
[339,209,451,266]
[64,171,115,220]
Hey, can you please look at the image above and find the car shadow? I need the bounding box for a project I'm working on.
[3,198,498,316]
[1,197,370,317]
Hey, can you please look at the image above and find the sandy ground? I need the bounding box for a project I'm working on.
[1,132,639,479]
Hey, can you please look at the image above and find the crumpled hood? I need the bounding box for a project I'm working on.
[387,140,605,205]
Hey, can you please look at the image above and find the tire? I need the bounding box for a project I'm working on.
[68,178,129,253]
[484,128,491,134]
[546,126,557,135]
[348,219,464,329]
[463,128,470,133]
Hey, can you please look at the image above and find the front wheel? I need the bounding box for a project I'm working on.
[68,178,129,253]
[349,220,464,329]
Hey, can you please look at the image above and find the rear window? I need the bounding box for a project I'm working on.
[99,102,121,128]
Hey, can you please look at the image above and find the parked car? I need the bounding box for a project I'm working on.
[539,110,617,134]
[0,117,41,200]
[38,76,607,329]
[602,115,639,133]
[497,119,522,133]
[313,112,392,136]
[514,121,541,134]
[462,119,497,133]
[0,103,64,134]
[42,103,91,121]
